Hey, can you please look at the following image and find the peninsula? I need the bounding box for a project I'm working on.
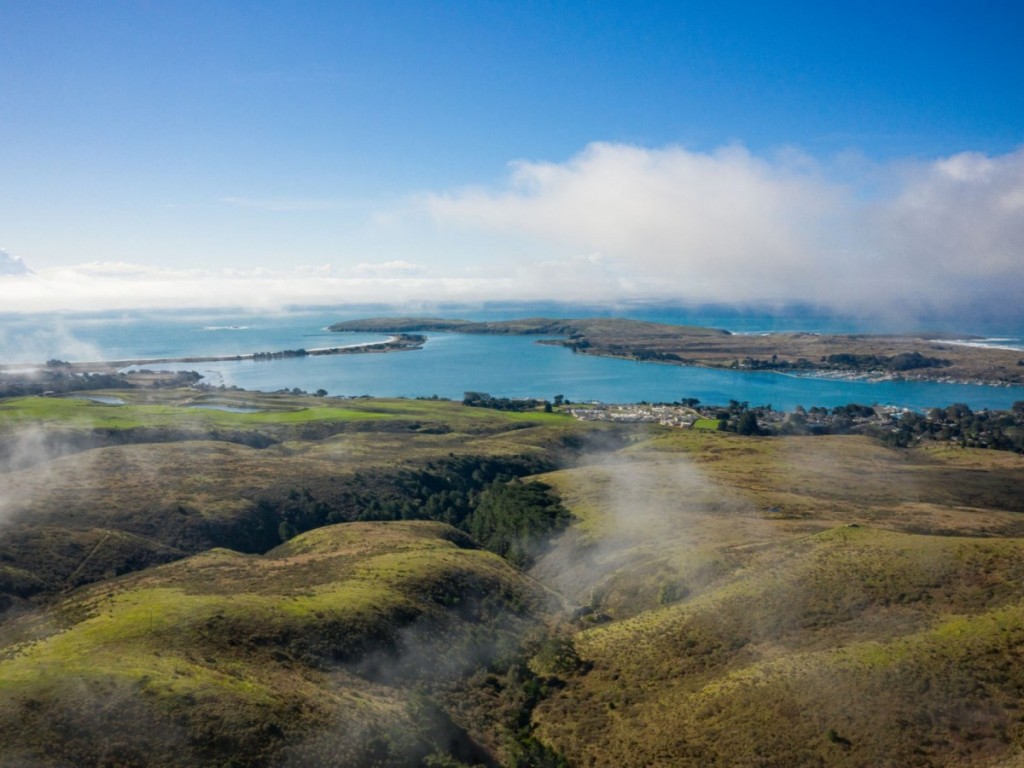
[0,333,426,396]
[329,317,1024,386]
[0,333,426,376]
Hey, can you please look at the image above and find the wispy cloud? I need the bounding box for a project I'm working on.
[426,142,1024,317]
[0,264,513,313]
[869,150,1024,278]
[352,260,426,276]
[220,196,368,212]
[4,143,1023,320]
[0,249,32,275]
[0,318,104,365]
[426,142,846,300]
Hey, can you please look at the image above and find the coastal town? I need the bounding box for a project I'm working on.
[564,400,904,433]
[563,398,1024,451]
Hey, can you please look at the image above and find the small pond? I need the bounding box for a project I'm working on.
[186,403,263,413]
[69,395,126,405]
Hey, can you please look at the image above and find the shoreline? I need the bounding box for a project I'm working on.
[557,342,1021,388]
[4,316,1023,392]
[327,318,1024,388]
[0,334,425,375]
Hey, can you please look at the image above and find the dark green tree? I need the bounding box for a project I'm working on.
[735,410,760,435]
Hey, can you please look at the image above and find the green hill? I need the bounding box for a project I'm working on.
[0,390,592,606]
[534,525,1024,765]
[0,521,550,767]
[525,430,1024,766]
[4,390,1024,765]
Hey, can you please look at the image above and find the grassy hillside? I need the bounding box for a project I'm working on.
[0,521,551,767]
[4,389,1024,765]
[534,526,1024,766]
[0,390,596,605]
[526,429,1024,766]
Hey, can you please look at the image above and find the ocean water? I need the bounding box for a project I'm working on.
[2,304,1023,412]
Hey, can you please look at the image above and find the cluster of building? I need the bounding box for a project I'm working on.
[565,403,701,428]
[565,402,908,434]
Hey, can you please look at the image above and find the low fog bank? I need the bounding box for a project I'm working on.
[4,266,1024,334]
[2,142,1022,327]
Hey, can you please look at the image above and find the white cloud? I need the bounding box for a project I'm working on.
[3,143,1023,318]
[426,142,1024,314]
[426,142,848,302]
[0,264,515,313]
[352,260,426,276]
[64,261,206,279]
[0,249,31,275]
[870,149,1024,279]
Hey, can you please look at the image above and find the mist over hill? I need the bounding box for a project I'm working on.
[2,388,1024,765]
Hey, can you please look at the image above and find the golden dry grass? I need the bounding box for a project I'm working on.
[527,427,1024,766]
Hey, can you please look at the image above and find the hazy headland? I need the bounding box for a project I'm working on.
[330,317,1024,386]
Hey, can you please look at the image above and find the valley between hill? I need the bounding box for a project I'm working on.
[2,389,1024,766]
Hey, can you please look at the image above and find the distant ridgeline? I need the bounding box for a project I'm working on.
[329,316,1024,386]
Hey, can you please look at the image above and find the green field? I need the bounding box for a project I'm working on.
[691,416,721,430]
[0,390,570,431]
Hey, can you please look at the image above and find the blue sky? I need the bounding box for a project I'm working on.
[1,1,1022,314]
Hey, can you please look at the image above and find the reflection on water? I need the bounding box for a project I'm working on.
[68,395,126,405]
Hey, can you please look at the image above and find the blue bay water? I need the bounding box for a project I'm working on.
[2,305,1024,411]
